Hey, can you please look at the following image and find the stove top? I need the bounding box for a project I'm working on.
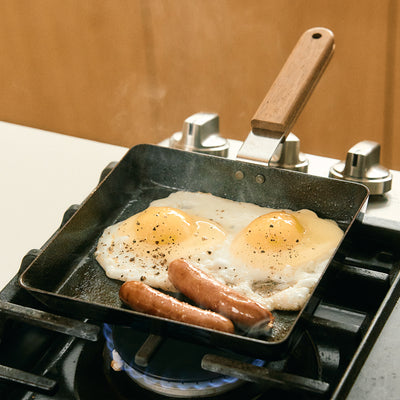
[0,197,399,399]
[1,119,400,399]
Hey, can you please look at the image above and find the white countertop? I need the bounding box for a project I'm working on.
[0,121,127,289]
[1,121,399,399]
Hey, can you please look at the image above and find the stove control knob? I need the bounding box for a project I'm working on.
[329,140,392,195]
[170,112,229,157]
[269,133,309,172]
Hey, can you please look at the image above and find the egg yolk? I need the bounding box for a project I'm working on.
[119,207,196,245]
[241,211,304,252]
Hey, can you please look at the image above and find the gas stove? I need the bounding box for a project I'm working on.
[1,113,399,400]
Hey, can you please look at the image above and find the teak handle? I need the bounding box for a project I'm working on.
[251,27,335,136]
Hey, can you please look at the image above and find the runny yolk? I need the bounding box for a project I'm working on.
[242,211,304,252]
[119,207,196,245]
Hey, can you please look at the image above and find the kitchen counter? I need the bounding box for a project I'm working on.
[0,121,127,289]
[1,121,399,399]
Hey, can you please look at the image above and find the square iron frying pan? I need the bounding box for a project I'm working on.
[19,28,369,359]
[19,143,368,359]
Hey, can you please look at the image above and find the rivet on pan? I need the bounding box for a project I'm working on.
[235,170,244,180]
[255,174,265,184]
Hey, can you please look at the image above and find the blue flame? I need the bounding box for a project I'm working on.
[103,323,114,352]
[103,324,264,392]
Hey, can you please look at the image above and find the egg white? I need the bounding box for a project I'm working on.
[95,191,343,311]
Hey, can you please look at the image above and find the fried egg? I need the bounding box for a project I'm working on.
[95,191,343,311]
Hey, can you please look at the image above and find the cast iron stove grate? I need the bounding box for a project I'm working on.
[0,206,399,399]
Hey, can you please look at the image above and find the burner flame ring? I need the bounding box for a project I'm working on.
[103,324,264,398]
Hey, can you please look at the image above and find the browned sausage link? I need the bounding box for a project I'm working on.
[168,259,274,327]
[119,281,235,334]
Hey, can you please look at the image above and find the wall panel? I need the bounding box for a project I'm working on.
[0,1,397,169]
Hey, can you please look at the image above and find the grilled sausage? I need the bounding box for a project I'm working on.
[168,259,274,328]
[119,281,235,334]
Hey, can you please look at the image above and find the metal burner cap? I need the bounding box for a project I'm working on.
[170,112,229,157]
[269,133,309,172]
[329,140,392,195]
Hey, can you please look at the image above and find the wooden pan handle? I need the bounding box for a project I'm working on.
[251,27,335,135]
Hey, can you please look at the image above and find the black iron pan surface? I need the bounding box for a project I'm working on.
[19,144,368,359]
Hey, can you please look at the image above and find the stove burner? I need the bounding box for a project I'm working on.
[103,324,264,398]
